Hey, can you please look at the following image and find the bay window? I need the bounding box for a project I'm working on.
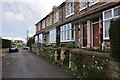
[66,2,74,17]
[49,29,56,43]
[103,6,120,39]
[60,23,75,42]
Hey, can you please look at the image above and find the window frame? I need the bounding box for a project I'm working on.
[60,23,75,42]
[103,6,120,40]
[79,0,87,11]
[54,10,59,23]
[49,28,56,43]
[66,2,74,18]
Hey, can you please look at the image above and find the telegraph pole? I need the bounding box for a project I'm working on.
[27,30,29,42]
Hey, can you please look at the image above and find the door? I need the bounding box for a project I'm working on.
[83,23,87,47]
[93,23,99,47]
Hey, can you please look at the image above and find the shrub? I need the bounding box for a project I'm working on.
[109,18,120,61]
[1,39,11,48]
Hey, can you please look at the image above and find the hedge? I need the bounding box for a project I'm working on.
[0,39,11,48]
[109,18,120,61]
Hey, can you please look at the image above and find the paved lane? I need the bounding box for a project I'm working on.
[2,49,76,78]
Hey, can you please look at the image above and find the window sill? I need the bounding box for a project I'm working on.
[89,2,98,7]
[60,40,75,43]
[66,13,74,18]
[80,7,87,11]
[103,37,110,40]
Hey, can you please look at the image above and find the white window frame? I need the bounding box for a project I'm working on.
[35,35,38,43]
[103,6,120,40]
[49,28,56,43]
[50,16,52,25]
[79,0,87,11]
[46,17,50,27]
[54,10,59,23]
[42,20,45,29]
[38,23,40,31]
[66,2,74,18]
[60,23,75,42]
[39,34,44,43]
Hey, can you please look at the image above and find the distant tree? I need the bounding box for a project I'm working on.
[27,37,35,47]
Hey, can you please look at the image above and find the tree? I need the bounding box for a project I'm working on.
[109,18,120,61]
[27,37,35,47]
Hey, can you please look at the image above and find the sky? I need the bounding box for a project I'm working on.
[0,0,65,42]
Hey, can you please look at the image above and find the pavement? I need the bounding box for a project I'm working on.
[2,49,77,79]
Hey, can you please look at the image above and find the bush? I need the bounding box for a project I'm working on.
[109,18,120,61]
[1,39,11,48]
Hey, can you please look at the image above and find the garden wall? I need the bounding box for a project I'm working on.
[32,46,120,79]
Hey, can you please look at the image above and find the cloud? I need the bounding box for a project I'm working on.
[3,12,25,22]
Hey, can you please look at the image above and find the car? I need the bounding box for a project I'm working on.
[9,46,18,52]
[23,46,29,50]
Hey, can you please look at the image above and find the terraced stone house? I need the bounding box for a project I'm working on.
[34,0,120,49]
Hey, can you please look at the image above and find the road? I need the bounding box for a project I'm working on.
[2,49,77,79]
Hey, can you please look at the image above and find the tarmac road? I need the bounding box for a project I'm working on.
[2,49,77,79]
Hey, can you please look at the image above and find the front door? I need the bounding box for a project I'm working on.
[83,23,87,47]
[93,23,99,47]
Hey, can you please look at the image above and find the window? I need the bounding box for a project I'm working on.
[80,0,87,10]
[103,6,120,39]
[39,34,43,43]
[54,10,59,23]
[46,17,50,27]
[114,6,120,17]
[38,23,40,31]
[66,2,74,17]
[50,16,52,25]
[60,23,75,42]
[35,35,38,43]
[49,29,56,43]
[42,20,45,29]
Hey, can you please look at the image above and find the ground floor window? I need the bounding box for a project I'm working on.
[39,34,43,43]
[49,29,56,43]
[103,6,120,39]
[60,23,75,42]
[35,35,38,43]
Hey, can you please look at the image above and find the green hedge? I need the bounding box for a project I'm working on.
[1,39,11,48]
[109,18,120,61]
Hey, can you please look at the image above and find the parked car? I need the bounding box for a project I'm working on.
[23,46,29,50]
[9,46,18,52]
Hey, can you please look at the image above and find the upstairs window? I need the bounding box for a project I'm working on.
[80,0,87,10]
[37,23,40,31]
[66,2,74,17]
[46,17,50,27]
[50,16,52,25]
[42,20,45,29]
[54,10,59,23]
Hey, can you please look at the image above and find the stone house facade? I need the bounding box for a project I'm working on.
[34,0,120,49]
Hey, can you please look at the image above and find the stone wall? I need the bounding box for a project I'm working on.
[32,46,120,79]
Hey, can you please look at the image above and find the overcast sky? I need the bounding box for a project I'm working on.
[0,0,65,42]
